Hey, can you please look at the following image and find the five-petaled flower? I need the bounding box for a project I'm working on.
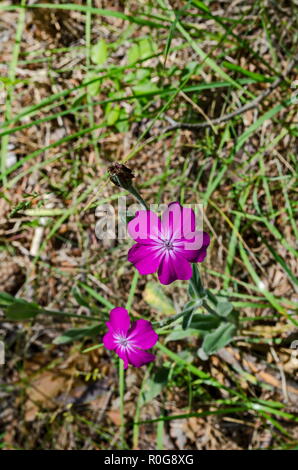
[127,202,210,285]
[103,307,158,369]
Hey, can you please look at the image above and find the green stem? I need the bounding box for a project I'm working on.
[202,300,219,317]
[132,369,148,449]
[190,264,206,297]
[153,268,209,329]
[119,358,125,448]
[156,419,164,450]
[128,184,150,210]
[153,311,185,328]
[1,0,26,185]
[85,0,100,162]
[206,289,218,304]
[153,302,198,328]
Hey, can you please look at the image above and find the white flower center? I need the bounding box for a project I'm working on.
[118,336,129,347]
[113,332,135,351]
[162,239,174,251]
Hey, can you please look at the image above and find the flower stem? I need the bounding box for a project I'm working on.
[132,369,148,449]
[153,303,196,329]
[190,264,206,298]
[128,184,149,210]
[153,311,185,328]
[202,299,219,316]
[119,358,125,448]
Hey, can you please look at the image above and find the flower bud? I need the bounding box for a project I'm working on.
[108,162,135,190]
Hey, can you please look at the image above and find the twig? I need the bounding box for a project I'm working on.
[179,90,217,133]
[153,310,186,329]
[270,346,289,403]
[164,54,298,132]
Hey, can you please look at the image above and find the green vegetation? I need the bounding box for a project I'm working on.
[0,0,297,450]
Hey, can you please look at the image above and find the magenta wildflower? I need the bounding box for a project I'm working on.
[103,307,158,369]
[127,201,210,285]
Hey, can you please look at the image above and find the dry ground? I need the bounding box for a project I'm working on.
[0,0,297,450]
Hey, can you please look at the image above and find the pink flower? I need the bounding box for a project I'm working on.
[103,307,158,369]
[127,201,210,285]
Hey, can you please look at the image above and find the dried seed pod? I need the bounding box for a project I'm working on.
[108,162,135,190]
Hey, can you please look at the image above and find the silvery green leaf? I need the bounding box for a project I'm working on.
[216,300,234,317]
[201,322,237,355]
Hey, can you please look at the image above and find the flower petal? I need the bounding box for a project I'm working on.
[128,243,162,275]
[127,348,156,368]
[161,202,196,241]
[103,331,116,350]
[106,307,130,335]
[157,252,192,285]
[128,210,161,243]
[193,247,208,263]
[128,319,158,349]
[115,345,129,369]
[175,231,210,260]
